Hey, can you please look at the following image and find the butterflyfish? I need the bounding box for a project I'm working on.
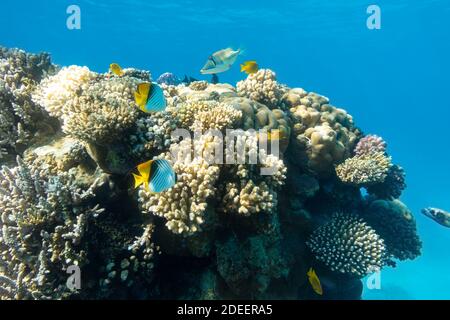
[132,159,176,193]
[134,82,167,113]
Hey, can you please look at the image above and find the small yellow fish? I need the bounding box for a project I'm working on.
[110,63,124,77]
[132,160,152,190]
[257,129,286,141]
[240,61,259,74]
[307,268,323,296]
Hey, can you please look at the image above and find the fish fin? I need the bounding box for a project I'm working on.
[137,160,152,179]
[132,173,144,189]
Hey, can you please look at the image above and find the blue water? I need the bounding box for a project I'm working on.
[1,0,449,299]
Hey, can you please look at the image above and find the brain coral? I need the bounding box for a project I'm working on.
[307,213,386,278]
[335,152,392,186]
[237,69,286,109]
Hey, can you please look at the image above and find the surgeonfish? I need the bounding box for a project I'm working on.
[307,268,323,296]
[134,82,167,113]
[132,159,176,193]
[240,60,259,74]
[110,63,124,77]
[421,207,450,228]
[200,48,242,75]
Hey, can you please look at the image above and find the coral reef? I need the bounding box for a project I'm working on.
[0,46,422,300]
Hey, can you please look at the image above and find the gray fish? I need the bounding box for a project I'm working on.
[200,48,241,75]
[421,207,450,228]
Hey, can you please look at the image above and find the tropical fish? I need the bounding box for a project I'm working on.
[182,75,199,85]
[307,268,323,295]
[110,63,124,77]
[240,60,259,74]
[134,82,167,113]
[132,159,176,193]
[421,207,450,228]
[257,129,286,141]
[200,48,242,75]
[211,74,219,84]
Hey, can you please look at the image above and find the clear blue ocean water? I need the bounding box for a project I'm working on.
[1,0,449,299]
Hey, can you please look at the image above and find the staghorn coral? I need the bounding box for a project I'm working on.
[363,199,421,262]
[335,152,392,186]
[237,69,286,109]
[288,90,361,174]
[307,213,386,278]
[354,134,387,157]
[0,157,103,299]
[367,165,406,200]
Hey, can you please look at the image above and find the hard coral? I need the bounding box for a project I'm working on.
[307,213,386,278]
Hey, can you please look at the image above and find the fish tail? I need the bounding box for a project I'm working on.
[132,173,144,189]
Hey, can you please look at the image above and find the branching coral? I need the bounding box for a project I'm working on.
[367,165,406,200]
[127,112,180,159]
[354,134,387,157]
[363,199,421,262]
[335,152,392,186]
[0,157,103,299]
[288,90,361,174]
[237,69,286,109]
[138,135,221,235]
[0,47,57,161]
[307,213,386,278]
[62,77,140,144]
[33,65,96,119]
[191,104,242,132]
